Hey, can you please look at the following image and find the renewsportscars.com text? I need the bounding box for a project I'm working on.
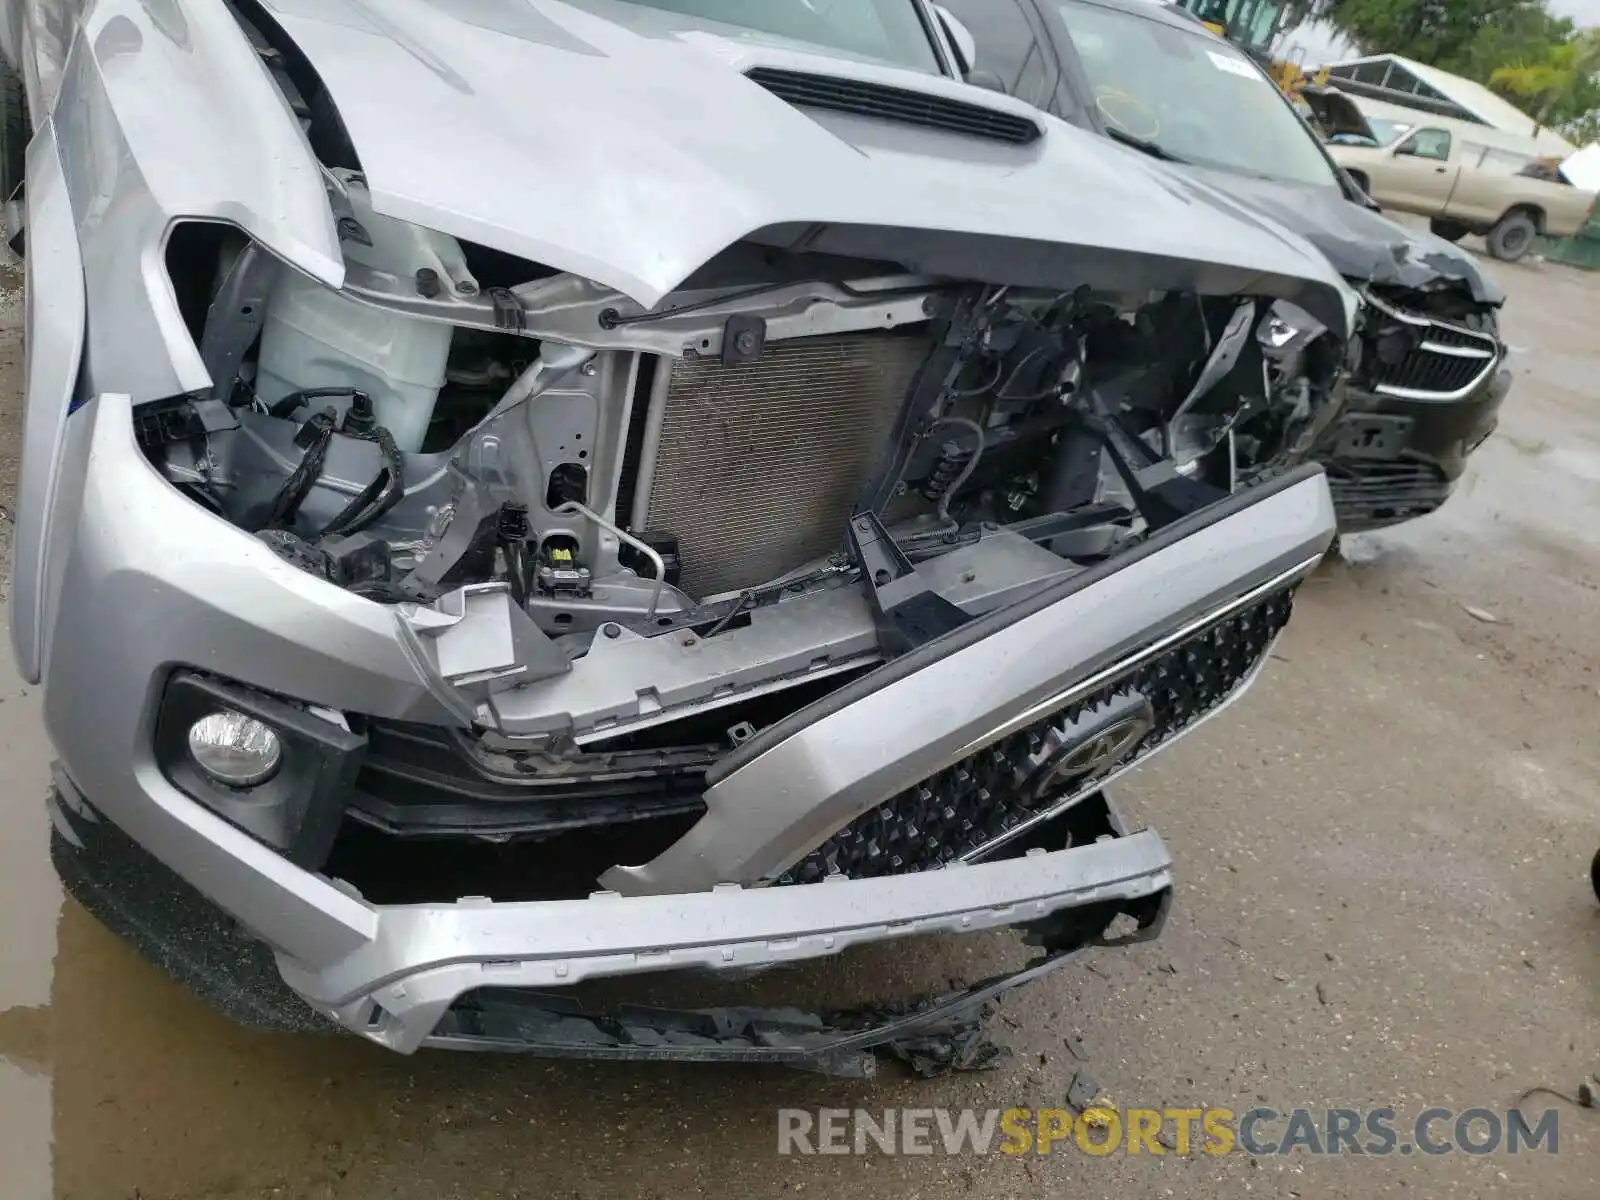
[777,1106,1561,1157]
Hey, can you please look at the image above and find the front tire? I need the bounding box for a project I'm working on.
[1592,847,1600,903]
[1486,210,1538,262]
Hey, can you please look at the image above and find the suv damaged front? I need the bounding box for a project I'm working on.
[12,0,1346,1071]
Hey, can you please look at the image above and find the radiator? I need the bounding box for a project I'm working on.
[640,331,928,598]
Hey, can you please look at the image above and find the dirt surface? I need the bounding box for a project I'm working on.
[2,256,1599,1199]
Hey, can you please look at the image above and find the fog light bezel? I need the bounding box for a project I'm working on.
[155,672,366,868]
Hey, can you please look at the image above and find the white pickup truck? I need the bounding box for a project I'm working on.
[1309,91,1598,262]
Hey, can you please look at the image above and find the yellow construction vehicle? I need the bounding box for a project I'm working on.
[1174,0,1286,57]
[1172,0,1316,95]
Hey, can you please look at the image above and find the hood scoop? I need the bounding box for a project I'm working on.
[745,67,1042,146]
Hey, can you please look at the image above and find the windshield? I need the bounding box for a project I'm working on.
[1050,1,1341,188]
[612,0,941,72]
[1326,116,1408,147]
[1366,116,1411,145]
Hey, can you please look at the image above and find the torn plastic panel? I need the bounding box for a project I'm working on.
[49,773,1168,1075]
[421,945,1110,1078]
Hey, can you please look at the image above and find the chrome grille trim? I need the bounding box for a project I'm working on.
[1363,294,1500,401]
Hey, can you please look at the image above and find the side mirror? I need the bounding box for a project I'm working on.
[933,4,978,78]
[1338,168,1381,211]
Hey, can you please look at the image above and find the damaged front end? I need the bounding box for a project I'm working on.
[1316,280,1509,530]
[138,167,1347,875]
[53,166,1340,1065]
[17,0,1352,1072]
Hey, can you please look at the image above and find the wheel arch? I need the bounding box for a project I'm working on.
[1495,203,1546,233]
[47,0,343,400]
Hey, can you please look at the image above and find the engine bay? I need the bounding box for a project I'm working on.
[145,172,1345,753]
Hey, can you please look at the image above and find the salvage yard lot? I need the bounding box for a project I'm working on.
[2,255,1598,1198]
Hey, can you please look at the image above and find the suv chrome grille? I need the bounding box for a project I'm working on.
[1364,298,1499,400]
[779,586,1297,883]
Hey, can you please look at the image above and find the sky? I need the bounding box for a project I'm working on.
[1285,0,1599,67]
[1549,0,1600,25]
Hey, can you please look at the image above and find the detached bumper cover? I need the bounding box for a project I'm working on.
[50,781,1171,1068]
[609,467,1334,894]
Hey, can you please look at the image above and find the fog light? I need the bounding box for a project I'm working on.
[187,711,282,787]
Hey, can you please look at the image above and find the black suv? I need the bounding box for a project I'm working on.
[937,0,1511,529]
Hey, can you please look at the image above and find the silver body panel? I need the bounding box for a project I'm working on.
[605,474,1334,894]
[9,118,83,682]
[37,393,1328,1054]
[245,0,1355,328]
[5,0,1345,1051]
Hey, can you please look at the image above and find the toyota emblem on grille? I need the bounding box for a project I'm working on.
[1022,693,1155,802]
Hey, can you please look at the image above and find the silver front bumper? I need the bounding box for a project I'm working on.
[609,469,1334,893]
[283,827,1175,1053]
[37,396,1333,1053]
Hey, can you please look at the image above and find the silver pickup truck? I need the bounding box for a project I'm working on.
[5,0,1346,1072]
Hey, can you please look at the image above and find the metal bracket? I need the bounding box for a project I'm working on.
[847,510,972,658]
[398,483,503,601]
[721,314,766,365]
[1164,299,1255,457]
[398,583,570,697]
[1083,392,1227,530]
[200,241,280,402]
[488,286,526,332]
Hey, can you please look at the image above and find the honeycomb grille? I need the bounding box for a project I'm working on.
[781,587,1297,883]
[642,332,927,599]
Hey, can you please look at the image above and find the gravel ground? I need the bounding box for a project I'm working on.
[1,253,1597,1199]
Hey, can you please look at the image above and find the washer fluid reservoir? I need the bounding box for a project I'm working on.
[254,175,476,452]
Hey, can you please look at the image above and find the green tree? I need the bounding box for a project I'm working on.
[1449,3,1576,79]
[1310,0,1517,67]
[1298,0,1574,76]
[1489,29,1600,127]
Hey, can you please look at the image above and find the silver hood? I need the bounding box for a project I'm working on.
[259,0,1356,335]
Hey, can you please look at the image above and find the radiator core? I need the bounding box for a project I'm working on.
[641,331,927,599]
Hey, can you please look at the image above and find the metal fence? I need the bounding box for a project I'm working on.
[1536,210,1600,270]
